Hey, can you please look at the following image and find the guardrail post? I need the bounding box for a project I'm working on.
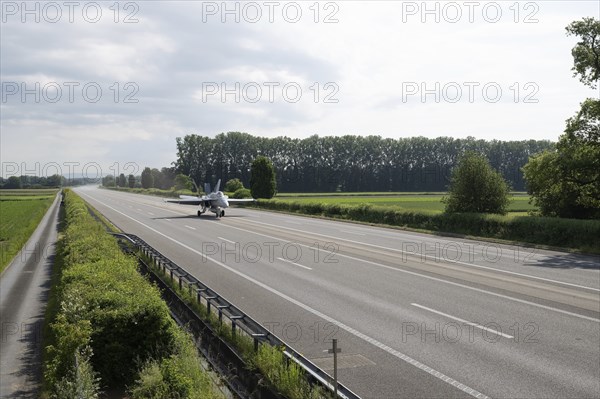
[196,288,205,304]
[230,316,243,339]
[205,296,217,315]
[217,305,229,325]
[252,333,266,352]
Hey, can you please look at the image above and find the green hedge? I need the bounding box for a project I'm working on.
[255,200,600,253]
[44,190,219,398]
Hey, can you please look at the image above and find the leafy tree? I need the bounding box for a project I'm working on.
[5,176,22,189]
[150,168,163,189]
[174,132,552,193]
[566,17,600,89]
[225,178,244,192]
[160,167,176,190]
[250,156,276,199]
[47,174,63,187]
[141,167,153,189]
[102,175,116,187]
[524,17,600,219]
[118,173,127,187]
[443,152,510,214]
[173,174,193,191]
[128,174,135,188]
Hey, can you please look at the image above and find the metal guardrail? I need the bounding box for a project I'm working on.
[112,232,361,399]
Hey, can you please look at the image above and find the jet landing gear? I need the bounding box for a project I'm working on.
[215,210,225,219]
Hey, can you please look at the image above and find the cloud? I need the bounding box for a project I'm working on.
[1,1,598,176]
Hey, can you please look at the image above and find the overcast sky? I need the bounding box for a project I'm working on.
[1,0,599,178]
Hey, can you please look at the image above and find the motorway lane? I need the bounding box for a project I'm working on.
[75,187,600,399]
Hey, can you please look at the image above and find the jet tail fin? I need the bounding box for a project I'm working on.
[204,182,211,194]
[214,179,221,193]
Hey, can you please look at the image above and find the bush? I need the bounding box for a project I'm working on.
[232,188,252,199]
[44,190,220,398]
[254,200,600,253]
[443,152,511,215]
[225,178,244,193]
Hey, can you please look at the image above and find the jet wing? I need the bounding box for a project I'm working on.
[164,195,202,206]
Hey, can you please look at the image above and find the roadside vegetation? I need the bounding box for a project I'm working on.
[254,200,600,254]
[523,18,600,220]
[42,190,223,398]
[143,253,333,399]
[0,189,57,273]
[269,193,534,214]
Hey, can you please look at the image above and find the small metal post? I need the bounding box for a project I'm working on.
[231,316,243,340]
[328,339,341,397]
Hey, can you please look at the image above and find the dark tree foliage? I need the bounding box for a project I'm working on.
[150,168,163,189]
[174,133,552,193]
[443,152,511,214]
[173,174,193,191]
[102,175,116,187]
[566,17,600,89]
[160,167,177,190]
[225,178,244,192]
[523,17,600,219]
[5,176,22,189]
[118,173,127,187]
[141,167,153,189]
[250,156,276,199]
[128,174,135,188]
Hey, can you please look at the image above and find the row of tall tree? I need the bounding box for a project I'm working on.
[174,133,553,193]
[1,174,65,189]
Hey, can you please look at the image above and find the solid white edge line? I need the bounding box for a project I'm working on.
[79,191,490,399]
[246,219,600,292]
[218,236,236,245]
[412,303,514,339]
[276,257,313,270]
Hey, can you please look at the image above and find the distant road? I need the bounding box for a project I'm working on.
[0,193,60,398]
[76,186,600,399]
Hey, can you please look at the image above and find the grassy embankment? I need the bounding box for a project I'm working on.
[257,194,600,254]
[41,189,224,398]
[142,252,333,399]
[0,189,57,274]
[273,193,535,214]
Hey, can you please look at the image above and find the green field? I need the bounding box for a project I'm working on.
[272,193,536,214]
[0,189,57,273]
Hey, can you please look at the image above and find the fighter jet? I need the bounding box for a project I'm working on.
[165,179,254,218]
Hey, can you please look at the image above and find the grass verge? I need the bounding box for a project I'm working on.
[41,189,224,399]
[141,251,334,399]
[0,190,57,274]
[254,200,600,254]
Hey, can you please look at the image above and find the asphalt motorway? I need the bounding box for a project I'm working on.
[75,186,600,399]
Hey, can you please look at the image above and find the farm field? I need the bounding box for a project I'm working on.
[0,189,57,273]
[272,193,536,214]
